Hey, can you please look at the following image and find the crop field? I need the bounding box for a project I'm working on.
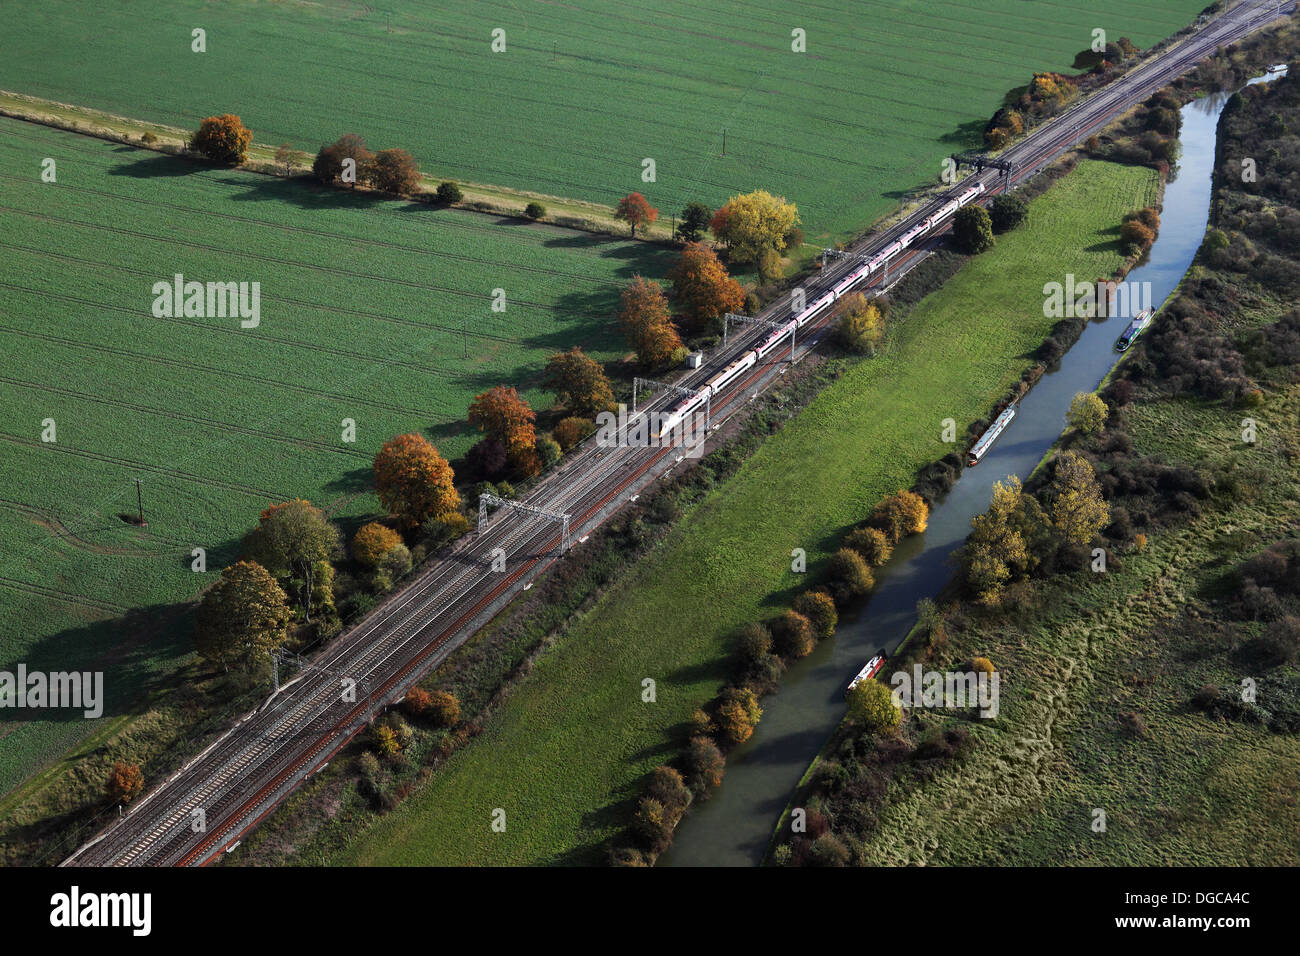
[0,116,672,795]
[332,159,1159,865]
[0,0,1205,241]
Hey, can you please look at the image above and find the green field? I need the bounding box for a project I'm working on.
[0,116,672,794]
[333,158,1159,865]
[0,0,1204,241]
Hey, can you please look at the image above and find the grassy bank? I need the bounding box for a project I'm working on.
[330,158,1158,866]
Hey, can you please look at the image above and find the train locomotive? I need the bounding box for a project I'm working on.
[653,183,986,438]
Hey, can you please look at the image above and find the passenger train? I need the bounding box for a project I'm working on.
[653,182,987,438]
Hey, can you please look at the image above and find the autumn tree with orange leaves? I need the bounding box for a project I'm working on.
[190,114,252,165]
[105,761,144,805]
[615,192,658,237]
[619,276,686,368]
[373,433,460,529]
[468,386,539,476]
[667,242,745,334]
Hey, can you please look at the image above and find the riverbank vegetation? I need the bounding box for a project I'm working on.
[774,67,1300,866]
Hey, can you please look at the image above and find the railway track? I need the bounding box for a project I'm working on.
[63,0,1289,867]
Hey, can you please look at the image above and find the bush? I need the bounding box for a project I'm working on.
[352,521,402,568]
[793,590,838,639]
[770,609,815,659]
[436,181,463,204]
[553,416,595,451]
[971,656,995,674]
[806,832,851,867]
[404,686,432,717]
[845,526,893,566]
[420,511,470,550]
[825,548,874,605]
[524,201,546,220]
[535,434,562,469]
[378,543,412,579]
[427,690,461,727]
[952,205,995,254]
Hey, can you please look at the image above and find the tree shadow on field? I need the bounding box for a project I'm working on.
[107,153,203,179]
[321,465,373,498]
[219,174,388,212]
[938,117,989,149]
[7,599,196,732]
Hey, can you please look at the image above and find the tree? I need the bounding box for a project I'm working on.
[871,490,929,542]
[676,201,713,242]
[964,477,1033,605]
[274,143,296,176]
[771,609,815,659]
[683,736,725,797]
[793,590,838,639]
[190,114,252,165]
[953,205,995,254]
[1067,392,1109,434]
[714,686,763,747]
[733,621,773,669]
[543,347,615,417]
[313,133,374,187]
[990,194,1028,233]
[436,181,463,204]
[243,500,340,620]
[709,190,800,265]
[369,148,422,195]
[373,433,461,529]
[845,526,892,566]
[1121,218,1155,252]
[846,678,902,735]
[468,386,537,472]
[524,201,546,220]
[194,560,291,671]
[631,797,671,852]
[465,436,509,481]
[615,192,658,236]
[352,522,403,568]
[646,766,691,817]
[667,242,745,334]
[826,548,874,604]
[834,292,887,354]
[105,761,144,805]
[428,690,460,727]
[1047,451,1109,545]
[618,275,685,367]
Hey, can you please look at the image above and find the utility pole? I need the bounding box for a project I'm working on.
[134,477,146,526]
[722,128,727,156]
